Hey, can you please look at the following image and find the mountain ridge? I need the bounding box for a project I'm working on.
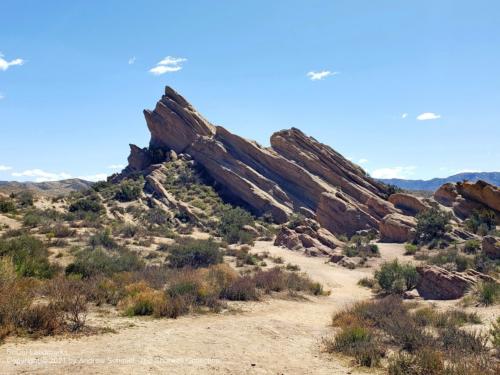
[379,172,500,191]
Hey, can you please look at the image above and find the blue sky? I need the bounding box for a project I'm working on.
[1,0,499,182]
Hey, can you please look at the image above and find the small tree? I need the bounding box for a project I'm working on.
[375,260,419,294]
[415,208,450,243]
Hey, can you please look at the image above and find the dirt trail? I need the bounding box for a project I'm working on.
[0,241,392,375]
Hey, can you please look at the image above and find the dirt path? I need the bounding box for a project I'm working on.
[0,241,395,375]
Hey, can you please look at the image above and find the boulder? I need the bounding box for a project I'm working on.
[274,227,301,250]
[482,236,500,259]
[388,193,428,215]
[127,144,152,172]
[416,265,494,300]
[379,213,416,243]
[434,183,458,207]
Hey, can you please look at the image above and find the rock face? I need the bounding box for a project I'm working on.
[416,265,495,300]
[120,86,413,236]
[482,236,500,259]
[434,180,500,222]
[388,193,428,215]
[379,213,416,243]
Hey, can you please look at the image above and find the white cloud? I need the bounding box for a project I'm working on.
[0,93,4,100]
[11,169,72,182]
[0,165,12,171]
[358,158,369,164]
[78,173,108,182]
[371,166,416,179]
[0,53,25,71]
[149,56,187,75]
[416,112,441,121]
[307,70,338,81]
[107,164,125,170]
[401,113,408,119]
[128,56,136,65]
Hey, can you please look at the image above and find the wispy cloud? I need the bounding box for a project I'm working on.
[149,56,187,75]
[401,113,408,119]
[78,173,108,182]
[307,70,338,81]
[371,166,416,179]
[416,112,441,121]
[128,56,136,65]
[0,165,12,171]
[358,158,369,164]
[0,93,4,100]
[107,164,124,170]
[11,169,72,182]
[0,53,25,71]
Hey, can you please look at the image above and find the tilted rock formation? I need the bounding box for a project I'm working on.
[121,86,412,237]
[416,265,496,300]
[388,193,429,216]
[434,180,500,222]
[379,213,416,243]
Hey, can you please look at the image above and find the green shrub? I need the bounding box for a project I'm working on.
[0,235,57,278]
[115,179,143,202]
[465,209,496,234]
[65,248,143,278]
[167,238,223,268]
[375,260,419,294]
[404,243,418,255]
[415,208,450,243]
[218,206,256,244]
[0,198,16,213]
[427,249,472,272]
[475,281,499,306]
[16,191,34,207]
[463,239,481,254]
[89,229,117,249]
[69,193,104,214]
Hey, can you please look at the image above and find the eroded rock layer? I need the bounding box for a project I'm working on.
[122,86,409,235]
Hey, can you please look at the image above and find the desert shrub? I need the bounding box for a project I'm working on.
[388,349,444,375]
[51,223,75,238]
[404,243,418,255]
[286,263,300,271]
[0,198,16,213]
[221,276,258,301]
[19,304,63,336]
[463,239,481,254]
[441,327,488,355]
[426,249,472,272]
[117,223,140,238]
[491,317,500,351]
[16,191,34,207]
[465,209,496,235]
[253,267,287,292]
[218,206,256,244]
[375,260,419,294]
[69,193,104,214]
[358,277,376,288]
[475,281,499,306]
[0,235,57,278]
[119,284,165,317]
[415,208,451,243]
[47,277,88,331]
[287,213,306,230]
[115,179,143,202]
[65,248,143,278]
[324,326,383,367]
[167,238,223,268]
[89,228,117,249]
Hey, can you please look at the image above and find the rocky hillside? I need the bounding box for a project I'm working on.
[380,172,500,191]
[0,178,92,196]
[117,86,406,238]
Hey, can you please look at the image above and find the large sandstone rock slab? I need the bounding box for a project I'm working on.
[120,86,406,236]
[379,213,416,243]
[388,193,428,215]
[416,265,495,300]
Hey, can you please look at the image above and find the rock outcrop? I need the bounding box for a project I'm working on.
[434,180,500,222]
[388,193,428,215]
[482,236,500,259]
[119,86,415,236]
[379,213,416,243]
[416,265,495,300]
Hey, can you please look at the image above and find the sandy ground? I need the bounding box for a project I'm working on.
[0,240,387,375]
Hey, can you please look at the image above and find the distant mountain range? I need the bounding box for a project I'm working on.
[379,172,500,191]
[0,178,93,196]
